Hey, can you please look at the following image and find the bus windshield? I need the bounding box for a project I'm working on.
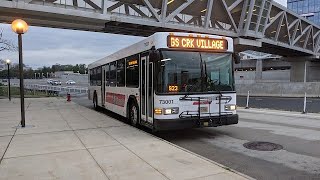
[156,51,234,94]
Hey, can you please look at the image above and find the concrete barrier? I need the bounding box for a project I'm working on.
[236,82,320,97]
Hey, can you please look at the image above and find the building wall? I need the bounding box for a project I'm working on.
[234,59,320,97]
[308,62,320,81]
[262,70,290,80]
[234,59,290,70]
[235,70,290,81]
[235,71,256,81]
[287,0,320,24]
[236,82,320,97]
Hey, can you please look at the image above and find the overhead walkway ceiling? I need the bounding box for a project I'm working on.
[0,0,320,57]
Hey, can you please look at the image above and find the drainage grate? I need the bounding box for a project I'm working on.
[243,141,283,151]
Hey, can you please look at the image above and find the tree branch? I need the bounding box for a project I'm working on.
[0,29,17,52]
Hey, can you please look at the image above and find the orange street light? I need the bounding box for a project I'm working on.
[11,19,29,128]
[11,19,29,34]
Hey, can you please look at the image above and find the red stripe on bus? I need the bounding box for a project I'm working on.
[106,92,125,107]
[193,101,211,105]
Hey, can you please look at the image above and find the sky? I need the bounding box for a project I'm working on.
[0,0,287,69]
[0,24,144,69]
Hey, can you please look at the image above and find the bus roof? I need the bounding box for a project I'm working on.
[88,32,233,69]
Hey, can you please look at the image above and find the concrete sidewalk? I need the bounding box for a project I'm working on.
[0,98,250,180]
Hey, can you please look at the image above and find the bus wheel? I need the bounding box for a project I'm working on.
[129,103,139,127]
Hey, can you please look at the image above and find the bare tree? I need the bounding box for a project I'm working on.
[0,29,17,52]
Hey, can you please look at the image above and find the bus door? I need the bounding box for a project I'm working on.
[101,66,106,106]
[140,56,154,125]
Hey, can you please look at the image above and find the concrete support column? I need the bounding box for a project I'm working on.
[306,61,320,82]
[289,60,320,82]
[286,56,320,82]
[255,59,262,81]
[102,0,108,14]
[290,61,308,82]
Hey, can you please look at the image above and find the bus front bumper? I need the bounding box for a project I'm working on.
[154,114,238,131]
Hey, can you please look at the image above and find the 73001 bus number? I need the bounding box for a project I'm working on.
[159,100,173,104]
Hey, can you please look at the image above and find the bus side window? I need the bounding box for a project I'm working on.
[110,62,117,87]
[93,68,97,86]
[105,63,110,86]
[96,67,102,86]
[89,69,93,86]
[117,59,125,87]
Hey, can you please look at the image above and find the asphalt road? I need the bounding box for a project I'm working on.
[237,96,320,113]
[73,97,320,180]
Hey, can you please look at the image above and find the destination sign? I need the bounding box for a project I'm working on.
[168,85,179,92]
[167,35,228,51]
[128,60,138,66]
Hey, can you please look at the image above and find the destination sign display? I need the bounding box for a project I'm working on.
[168,85,179,92]
[128,60,138,66]
[167,35,228,51]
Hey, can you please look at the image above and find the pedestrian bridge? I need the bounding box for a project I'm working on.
[1,0,320,57]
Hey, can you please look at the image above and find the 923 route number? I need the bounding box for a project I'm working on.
[168,85,178,92]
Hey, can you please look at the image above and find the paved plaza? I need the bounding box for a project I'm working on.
[0,98,250,180]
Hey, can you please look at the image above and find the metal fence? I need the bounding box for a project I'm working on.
[22,84,88,96]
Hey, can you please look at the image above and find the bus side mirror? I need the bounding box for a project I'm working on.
[233,53,241,64]
[149,49,160,62]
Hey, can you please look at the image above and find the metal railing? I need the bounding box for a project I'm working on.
[16,84,88,97]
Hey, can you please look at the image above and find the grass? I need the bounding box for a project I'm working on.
[0,86,56,98]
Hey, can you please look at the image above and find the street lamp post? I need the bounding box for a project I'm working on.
[12,19,29,128]
[5,59,11,101]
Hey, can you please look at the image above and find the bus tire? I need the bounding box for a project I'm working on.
[93,91,98,110]
[129,102,139,127]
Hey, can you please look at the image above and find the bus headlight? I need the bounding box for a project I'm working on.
[225,105,236,111]
[163,107,179,115]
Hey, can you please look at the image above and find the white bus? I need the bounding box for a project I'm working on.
[88,32,239,131]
